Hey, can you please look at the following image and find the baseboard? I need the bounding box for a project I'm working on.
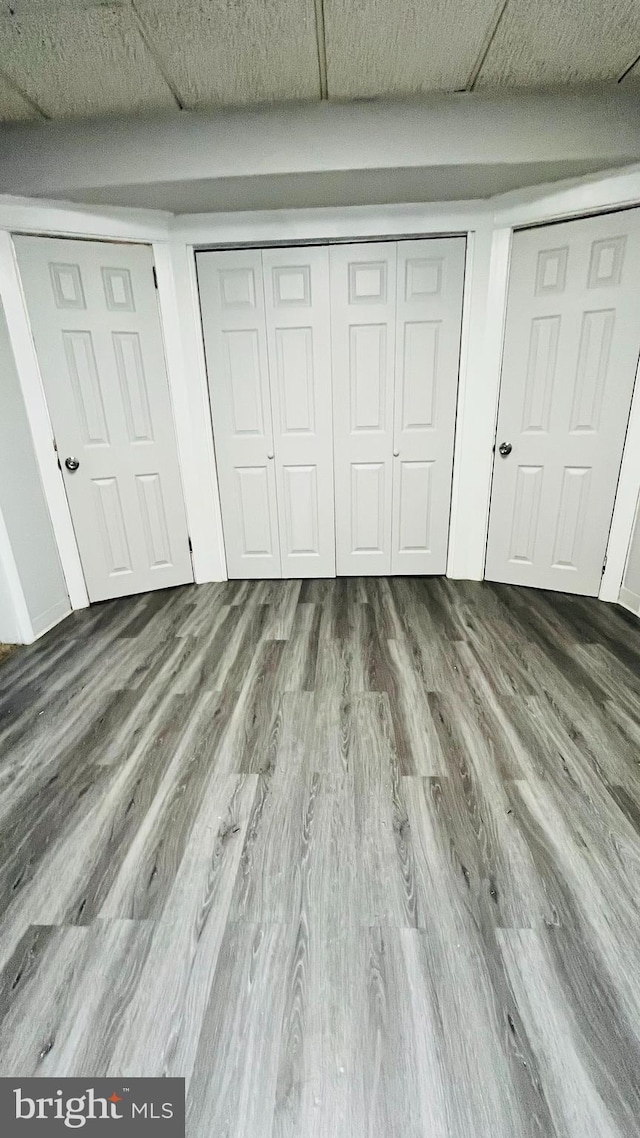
[31,597,72,639]
[618,586,640,616]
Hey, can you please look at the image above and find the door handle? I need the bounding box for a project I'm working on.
[267,451,274,460]
[65,456,80,472]
[393,449,400,457]
[498,442,512,457]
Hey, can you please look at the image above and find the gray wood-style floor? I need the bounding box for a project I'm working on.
[1,576,639,1137]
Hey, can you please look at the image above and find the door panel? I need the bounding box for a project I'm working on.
[197,249,281,579]
[262,246,335,577]
[392,238,466,573]
[486,211,640,596]
[15,236,192,602]
[331,243,397,575]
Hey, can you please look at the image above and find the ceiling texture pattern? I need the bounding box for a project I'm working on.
[0,0,638,123]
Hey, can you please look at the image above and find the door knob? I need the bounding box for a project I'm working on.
[498,442,512,457]
[267,451,274,460]
[393,449,400,457]
[65,456,80,472]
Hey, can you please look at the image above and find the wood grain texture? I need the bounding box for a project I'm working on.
[1,577,639,1136]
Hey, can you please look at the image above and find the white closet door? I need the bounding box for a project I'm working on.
[197,249,281,579]
[486,209,640,596]
[15,235,192,603]
[392,238,466,574]
[330,243,397,575]
[262,246,335,577]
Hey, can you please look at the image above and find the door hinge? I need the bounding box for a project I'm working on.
[152,266,158,289]
[601,554,608,576]
[188,536,193,553]
[53,437,62,470]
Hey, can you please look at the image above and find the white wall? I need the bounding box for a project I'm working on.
[0,298,69,638]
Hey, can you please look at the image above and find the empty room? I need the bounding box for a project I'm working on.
[1,2,640,1135]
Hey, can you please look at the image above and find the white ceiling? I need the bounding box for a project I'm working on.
[0,0,638,123]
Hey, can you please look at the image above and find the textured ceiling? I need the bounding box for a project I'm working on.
[0,0,638,123]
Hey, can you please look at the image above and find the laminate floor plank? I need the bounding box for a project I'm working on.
[187,921,294,1138]
[105,771,258,1084]
[499,926,640,1138]
[0,578,639,1137]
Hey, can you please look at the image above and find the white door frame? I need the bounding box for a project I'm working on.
[1,165,639,630]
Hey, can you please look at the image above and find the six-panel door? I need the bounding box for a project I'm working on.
[485,210,640,596]
[15,235,193,603]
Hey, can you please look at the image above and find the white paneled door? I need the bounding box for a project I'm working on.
[486,210,640,596]
[199,238,466,581]
[198,246,335,578]
[15,236,193,603]
[262,247,335,577]
[331,238,466,575]
[392,239,466,575]
[197,249,281,579]
[330,242,397,575]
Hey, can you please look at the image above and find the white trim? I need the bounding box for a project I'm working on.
[31,596,72,639]
[0,230,89,610]
[448,225,512,579]
[168,240,227,581]
[0,502,34,644]
[618,585,640,615]
[0,193,171,243]
[600,350,640,602]
[493,164,640,228]
[172,201,490,247]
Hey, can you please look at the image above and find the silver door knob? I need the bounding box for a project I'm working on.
[498,442,512,457]
[65,456,80,472]
[393,449,400,457]
[267,452,274,460]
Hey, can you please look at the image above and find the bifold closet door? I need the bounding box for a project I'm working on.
[262,246,335,577]
[392,238,466,574]
[330,239,466,575]
[330,243,397,574]
[486,209,640,596]
[198,249,280,578]
[197,247,335,578]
